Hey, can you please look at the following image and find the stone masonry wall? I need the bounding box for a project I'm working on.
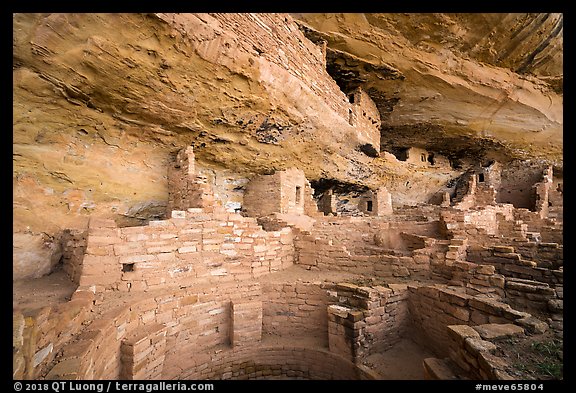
[80,209,294,293]
[242,172,282,217]
[44,281,262,380]
[496,160,547,209]
[295,232,432,281]
[262,282,329,346]
[167,147,215,213]
[242,168,317,217]
[13,290,94,379]
[179,345,377,380]
[348,87,381,151]
[60,229,88,285]
[466,245,563,285]
[42,280,379,380]
[444,323,525,379]
[208,14,352,121]
[407,285,536,358]
[326,283,410,363]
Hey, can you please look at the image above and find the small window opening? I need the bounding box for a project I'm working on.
[122,263,135,272]
[349,94,355,104]
[295,186,302,205]
[366,200,373,212]
[478,173,485,182]
[421,154,426,162]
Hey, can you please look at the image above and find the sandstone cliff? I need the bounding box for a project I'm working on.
[13,13,562,279]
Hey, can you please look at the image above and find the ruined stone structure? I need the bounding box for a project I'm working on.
[13,147,563,381]
[347,87,381,152]
[13,12,563,383]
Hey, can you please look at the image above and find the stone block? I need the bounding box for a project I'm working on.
[171,210,186,219]
[468,298,507,316]
[464,338,497,354]
[475,265,495,275]
[489,275,505,288]
[493,246,514,253]
[516,316,548,334]
[478,351,509,376]
[447,325,480,344]
[422,358,459,380]
[473,324,524,340]
[547,299,563,312]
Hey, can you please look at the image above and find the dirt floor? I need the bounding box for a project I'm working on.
[13,267,77,312]
[362,338,437,380]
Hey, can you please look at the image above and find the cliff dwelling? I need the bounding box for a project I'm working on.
[13,13,563,382]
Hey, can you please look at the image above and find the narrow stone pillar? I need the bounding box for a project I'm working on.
[441,192,451,207]
[327,305,366,363]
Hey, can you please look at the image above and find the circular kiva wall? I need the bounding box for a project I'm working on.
[41,281,380,380]
[177,345,378,380]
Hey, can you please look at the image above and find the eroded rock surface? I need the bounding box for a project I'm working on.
[13,13,562,280]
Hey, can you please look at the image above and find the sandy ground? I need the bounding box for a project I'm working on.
[13,267,77,312]
[363,338,438,380]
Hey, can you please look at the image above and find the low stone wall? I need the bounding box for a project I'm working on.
[513,242,563,269]
[440,204,514,240]
[407,285,536,358]
[504,277,559,316]
[294,223,433,281]
[430,259,506,298]
[13,290,94,379]
[81,210,294,292]
[444,323,525,379]
[466,245,563,286]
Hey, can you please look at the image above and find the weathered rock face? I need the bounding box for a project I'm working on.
[12,13,562,280]
[293,13,563,165]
